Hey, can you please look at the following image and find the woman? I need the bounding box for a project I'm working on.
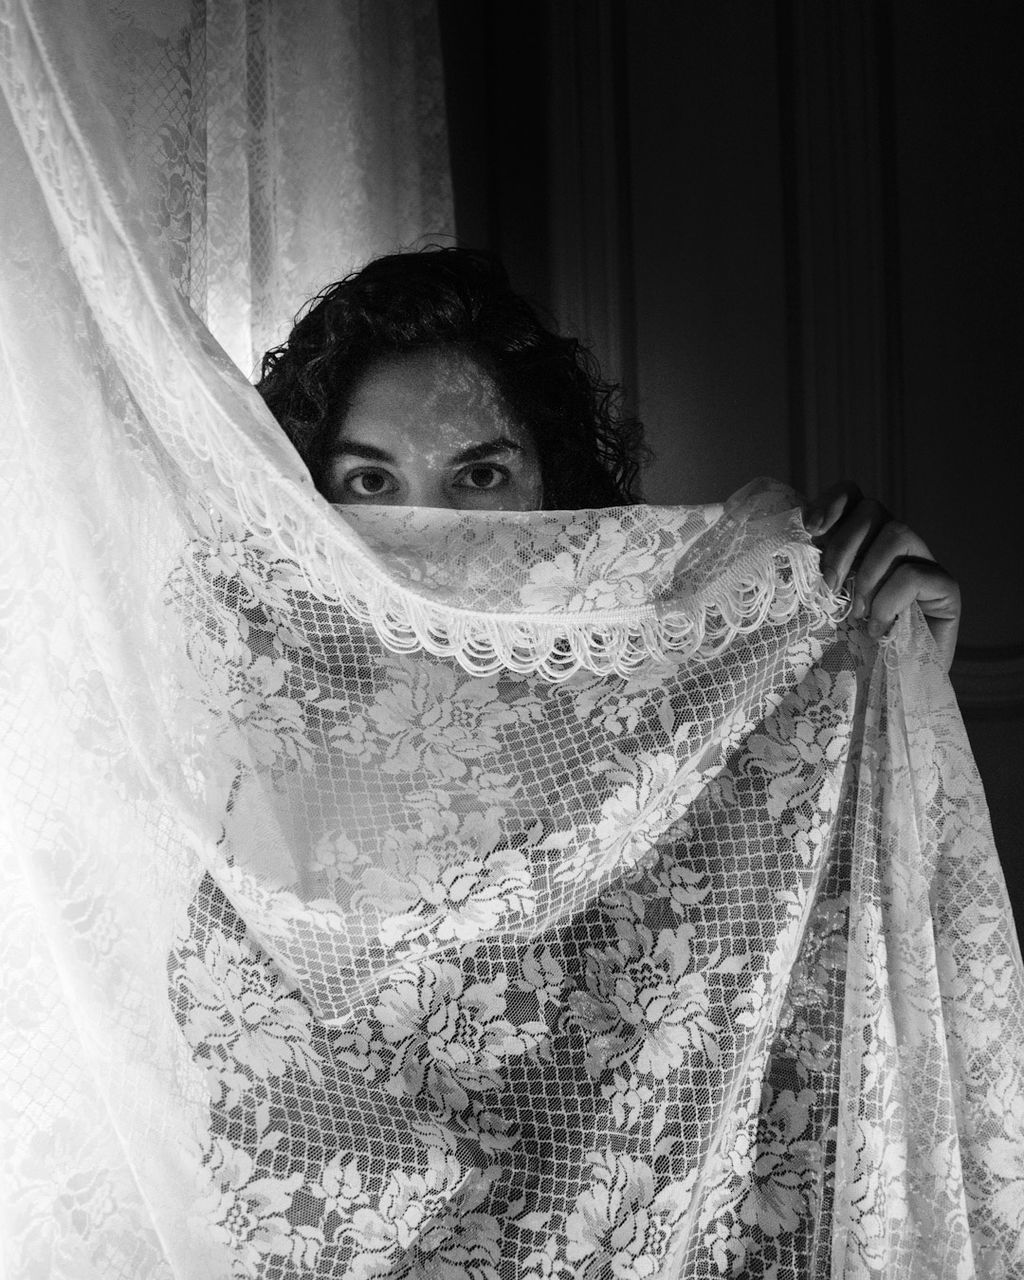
[258,246,962,670]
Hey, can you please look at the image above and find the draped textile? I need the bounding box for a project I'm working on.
[2,3,1024,1278]
[102,0,453,374]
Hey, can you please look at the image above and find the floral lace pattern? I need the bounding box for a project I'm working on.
[148,578,1023,1277]
[2,1,1024,1275]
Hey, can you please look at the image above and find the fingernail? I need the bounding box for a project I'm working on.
[868,618,883,638]
[805,513,823,535]
[823,568,837,591]
[851,597,865,619]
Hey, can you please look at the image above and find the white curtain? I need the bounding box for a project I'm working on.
[2,2,1023,1277]
[110,0,454,374]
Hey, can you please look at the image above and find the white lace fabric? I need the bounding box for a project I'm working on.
[2,3,1023,1278]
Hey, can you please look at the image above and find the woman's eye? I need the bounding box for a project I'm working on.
[345,469,398,498]
[454,464,508,491]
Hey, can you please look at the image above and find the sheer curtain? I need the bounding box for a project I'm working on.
[2,2,1024,1277]
[110,0,454,374]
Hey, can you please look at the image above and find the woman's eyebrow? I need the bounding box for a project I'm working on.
[451,438,524,465]
[334,441,394,463]
[335,438,524,465]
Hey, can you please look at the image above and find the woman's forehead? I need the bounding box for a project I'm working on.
[351,347,507,411]
[336,348,532,456]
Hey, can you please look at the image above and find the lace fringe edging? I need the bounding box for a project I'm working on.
[299,533,851,681]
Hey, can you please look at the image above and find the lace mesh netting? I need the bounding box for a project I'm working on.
[2,2,1023,1278]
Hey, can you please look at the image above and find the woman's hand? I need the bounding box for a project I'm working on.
[804,481,962,672]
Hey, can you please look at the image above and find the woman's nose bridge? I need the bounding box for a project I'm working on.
[403,465,454,509]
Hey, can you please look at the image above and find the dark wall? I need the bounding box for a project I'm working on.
[437,1,553,313]
[888,3,1024,935]
[626,4,791,504]
[893,5,1024,648]
[439,1,1024,932]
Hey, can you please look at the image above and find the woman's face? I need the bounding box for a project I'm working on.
[324,348,543,510]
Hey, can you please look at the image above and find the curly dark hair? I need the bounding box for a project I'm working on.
[257,247,649,508]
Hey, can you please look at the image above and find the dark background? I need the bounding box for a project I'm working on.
[438,0,1024,936]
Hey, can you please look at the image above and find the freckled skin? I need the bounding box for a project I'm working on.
[324,348,544,511]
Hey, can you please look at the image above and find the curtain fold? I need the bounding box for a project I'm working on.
[111,0,454,373]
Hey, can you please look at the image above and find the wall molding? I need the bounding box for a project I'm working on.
[546,0,636,406]
[777,1,905,512]
[777,6,1022,717]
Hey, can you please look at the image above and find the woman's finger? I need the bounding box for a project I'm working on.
[845,519,934,619]
[804,480,863,536]
[816,497,892,593]
[864,559,962,671]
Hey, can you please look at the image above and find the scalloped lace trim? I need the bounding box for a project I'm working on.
[299,532,851,681]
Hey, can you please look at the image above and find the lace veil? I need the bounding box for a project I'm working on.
[2,2,1023,1277]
